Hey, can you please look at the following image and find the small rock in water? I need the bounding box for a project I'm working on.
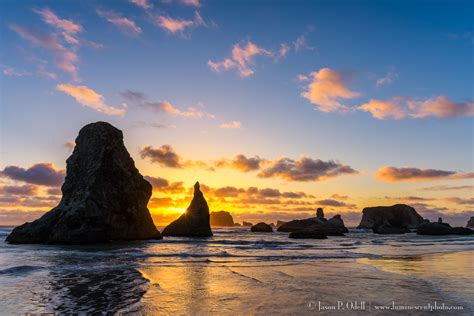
[250,222,273,232]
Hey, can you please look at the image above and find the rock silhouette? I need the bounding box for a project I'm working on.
[162,182,213,237]
[242,221,253,227]
[6,122,161,244]
[417,220,474,236]
[289,230,328,239]
[251,222,273,232]
[357,204,424,232]
[467,217,474,228]
[316,208,324,219]
[277,214,348,234]
[373,225,410,234]
[210,211,235,227]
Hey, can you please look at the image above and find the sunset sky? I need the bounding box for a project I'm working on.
[1,0,473,227]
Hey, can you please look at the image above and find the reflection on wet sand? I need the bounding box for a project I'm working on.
[135,257,471,315]
[358,250,474,312]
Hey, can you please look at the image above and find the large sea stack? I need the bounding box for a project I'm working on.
[162,182,213,237]
[357,204,424,231]
[6,122,161,244]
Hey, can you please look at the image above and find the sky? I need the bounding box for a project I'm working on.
[0,0,473,227]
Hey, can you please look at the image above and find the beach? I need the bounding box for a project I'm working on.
[0,226,473,315]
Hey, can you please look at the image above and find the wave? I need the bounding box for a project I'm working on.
[0,265,43,275]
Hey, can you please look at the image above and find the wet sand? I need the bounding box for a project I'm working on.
[129,251,473,315]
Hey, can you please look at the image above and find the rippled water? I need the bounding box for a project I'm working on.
[0,226,473,314]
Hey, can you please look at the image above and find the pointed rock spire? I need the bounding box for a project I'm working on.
[162,180,213,237]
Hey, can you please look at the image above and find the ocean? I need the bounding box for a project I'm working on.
[0,226,473,315]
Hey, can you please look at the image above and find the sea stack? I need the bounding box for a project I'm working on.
[162,182,213,237]
[467,217,474,228]
[357,204,424,231]
[6,122,161,244]
[316,208,324,219]
[210,211,235,227]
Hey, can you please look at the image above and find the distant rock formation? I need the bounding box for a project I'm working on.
[162,182,213,237]
[6,122,161,244]
[289,230,328,239]
[250,222,273,232]
[210,211,234,227]
[316,208,324,219]
[467,217,474,228]
[357,204,424,233]
[276,220,287,227]
[242,221,253,227]
[417,220,474,236]
[277,214,348,234]
[234,222,242,227]
[326,215,349,233]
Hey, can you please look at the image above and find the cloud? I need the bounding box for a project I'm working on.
[215,154,263,172]
[301,68,360,112]
[219,121,241,129]
[278,43,290,58]
[293,35,314,52]
[375,166,474,182]
[385,196,435,202]
[129,0,153,9]
[360,96,473,120]
[141,101,214,119]
[316,199,357,209]
[10,24,80,81]
[33,8,82,44]
[376,71,397,87]
[119,90,146,103]
[140,145,183,168]
[359,98,406,120]
[258,156,357,182]
[421,185,474,191]
[407,96,474,119]
[0,163,65,187]
[151,11,206,34]
[155,15,193,33]
[0,185,38,196]
[0,209,47,226]
[208,41,274,77]
[96,9,142,36]
[444,197,474,205]
[144,176,185,193]
[180,0,201,7]
[46,187,62,195]
[330,193,349,200]
[64,141,75,150]
[56,84,126,116]
[1,64,32,77]
[203,185,311,202]
[140,147,356,182]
